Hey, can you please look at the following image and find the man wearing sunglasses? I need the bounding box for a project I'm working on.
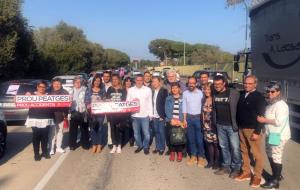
[235,75,267,188]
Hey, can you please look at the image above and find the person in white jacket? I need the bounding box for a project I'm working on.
[257,81,291,189]
[126,74,153,155]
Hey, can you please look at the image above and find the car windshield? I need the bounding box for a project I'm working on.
[0,83,36,96]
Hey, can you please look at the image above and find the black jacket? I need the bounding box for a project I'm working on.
[237,90,267,134]
[212,88,240,131]
[152,88,168,119]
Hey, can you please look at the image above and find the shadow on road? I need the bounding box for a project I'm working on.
[0,131,32,165]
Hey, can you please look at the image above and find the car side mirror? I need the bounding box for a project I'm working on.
[233,54,240,72]
[234,62,239,72]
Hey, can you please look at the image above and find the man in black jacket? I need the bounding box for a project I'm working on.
[213,75,241,178]
[151,76,168,155]
[235,75,267,188]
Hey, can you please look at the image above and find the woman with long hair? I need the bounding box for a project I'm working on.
[85,74,106,153]
[202,83,220,169]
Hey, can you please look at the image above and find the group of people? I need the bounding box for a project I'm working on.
[25,69,290,189]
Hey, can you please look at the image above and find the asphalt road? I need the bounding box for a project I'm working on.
[0,125,299,190]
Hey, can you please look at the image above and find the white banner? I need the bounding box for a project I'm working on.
[91,100,140,114]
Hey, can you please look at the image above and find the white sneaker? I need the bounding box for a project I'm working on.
[50,150,55,155]
[116,145,121,154]
[56,148,65,153]
[110,145,117,154]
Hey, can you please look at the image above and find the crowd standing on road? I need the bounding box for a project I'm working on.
[24,69,291,189]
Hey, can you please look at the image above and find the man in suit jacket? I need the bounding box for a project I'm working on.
[151,76,168,155]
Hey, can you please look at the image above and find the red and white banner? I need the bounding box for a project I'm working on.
[91,100,140,114]
[15,95,71,108]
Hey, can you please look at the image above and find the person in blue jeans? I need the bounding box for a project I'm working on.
[183,77,207,167]
[213,75,241,178]
[151,77,168,155]
[126,74,153,155]
[85,75,106,154]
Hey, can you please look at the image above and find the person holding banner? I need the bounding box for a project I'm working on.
[48,78,69,155]
[25,80,54,161]
[123,77,135,146]
[106,74,127,154]
[126,74,153,155]
[69,76,89,151]
[85,75,106,154]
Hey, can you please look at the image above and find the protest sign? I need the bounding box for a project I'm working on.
[91,100,140,114]
[15,95,71,108]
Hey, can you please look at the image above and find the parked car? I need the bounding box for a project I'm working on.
[0,110,7,158]
[0,79,49,122]
[192,70,231,83]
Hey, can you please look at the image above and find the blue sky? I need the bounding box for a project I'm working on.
[23,0,248,60]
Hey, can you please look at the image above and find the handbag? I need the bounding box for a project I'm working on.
[71,111,84,122]
[169,126,186,145]
[268,118,288,146]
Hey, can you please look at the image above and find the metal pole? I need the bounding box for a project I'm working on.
[243,1,249,51]
[183,40,186,65]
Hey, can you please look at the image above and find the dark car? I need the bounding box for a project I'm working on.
[0,111,7,158]
[192,70,230,83]
[0,79,49,122]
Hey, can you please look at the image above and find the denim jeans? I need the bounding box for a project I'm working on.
[217,124,241,170]
[153,118,166,151]
[91,116,106,145]
[187,116,205,157]
[132,117,150,150]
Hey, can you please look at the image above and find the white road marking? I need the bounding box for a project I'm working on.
[33,149,70,190]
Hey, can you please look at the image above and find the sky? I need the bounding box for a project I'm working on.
[22,0,248,60]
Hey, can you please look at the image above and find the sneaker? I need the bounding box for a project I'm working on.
[110,145,117,154]
[152,149,159,154]
[214,167,231,175]
[234,172,251,182]
[187,156,197,166]
[116,145,121,154]
[159,150,164,155]
[197,157,207,168]
[49,150,55,155]
[56,148,65,153]
[250,176,261,188]
[229,169,241,179]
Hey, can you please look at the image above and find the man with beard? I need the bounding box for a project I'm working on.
[183,77,206,167]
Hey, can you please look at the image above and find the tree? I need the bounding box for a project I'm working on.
[148,39,233,66]
[103,49,130,69]
[34,21,106,75]
[0,0,37,79]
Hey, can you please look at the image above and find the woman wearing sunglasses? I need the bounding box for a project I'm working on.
[257,81,291,189]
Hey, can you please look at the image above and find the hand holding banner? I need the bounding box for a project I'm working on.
[91,100,140,114]
[15,95,71,108]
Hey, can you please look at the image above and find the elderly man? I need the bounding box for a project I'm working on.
[164,69,186,93]
[235,75,267,188]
